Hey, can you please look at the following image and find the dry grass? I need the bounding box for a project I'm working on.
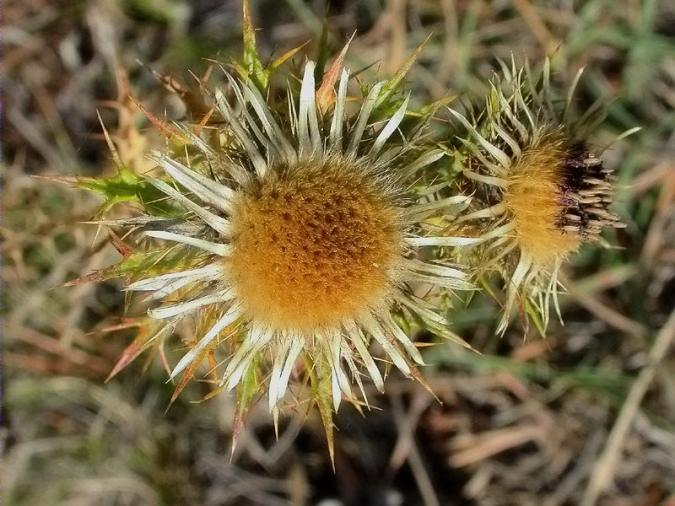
[2,0,674,504]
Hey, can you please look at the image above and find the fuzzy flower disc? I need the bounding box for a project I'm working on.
[503,135,582,265]
[229,157,403,331]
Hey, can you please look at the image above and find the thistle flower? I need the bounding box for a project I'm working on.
[448,59,623,334]
[110,56,476,452]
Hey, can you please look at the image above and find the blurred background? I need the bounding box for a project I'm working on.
[2,0,674,504]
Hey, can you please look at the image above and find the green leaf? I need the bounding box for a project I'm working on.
[67,247,201,287]
[307,354,335,468]
[314,20,331,83]
[232,360,261,456]
[525,298,547,337]
[268,41,310,74]
[242,0,269,90]
[77,167,180,216]
[375,34,432,111]
[122,248,203,279]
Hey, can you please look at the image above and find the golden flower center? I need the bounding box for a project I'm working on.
[228,160,402,332]
[504,139,581,265]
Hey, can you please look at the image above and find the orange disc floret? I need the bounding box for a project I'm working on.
[228,157,404,332]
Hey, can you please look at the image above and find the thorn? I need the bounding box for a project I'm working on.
[97,110,124,169]
[108,229,133,258]
[273,406,280,440]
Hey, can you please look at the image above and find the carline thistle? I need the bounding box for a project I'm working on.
[70,6,625,458]
[87,31,478,457]
[447,58,623,334]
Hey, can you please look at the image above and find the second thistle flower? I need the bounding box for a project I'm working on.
[448,59,623,334]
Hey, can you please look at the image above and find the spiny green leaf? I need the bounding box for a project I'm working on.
[314,20,331,83]
[525,298,547,337]
[68,247,202,287]
[232,360,261,457]
[268,41,310,74]
[77,167,179,216]
[375,33,432,110]
[118,248,202,280]
[242,0,269,90]
[307,354,335,468]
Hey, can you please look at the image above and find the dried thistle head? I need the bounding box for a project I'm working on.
[449,58,623,334]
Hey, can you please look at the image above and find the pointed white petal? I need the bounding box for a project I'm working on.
[148,177,230,234]
[127,265,223,291]
[214,87,268,177]
[344,321,384,392]
[332,333,352,399]
[463,169,507,188]
[493,123,521,159]
[149,153,234,212]
[268,338,292,412]
[405,259,466,280]
[476,221,516,242]
[169,304,241,379]
[331,369,342,410]
[223,326,274,390]
[322,330,352,410]
[494,87,529,143]
[277,337,303,402]
[343,349,368,407]
[407,195,472,218]
[146,277,204,301]
[406,236,483,247]
[400,149,445,179]
[456,202,507,223]
[223,75,267,142]
[242,81,297,162]
[359,313,410,375]
[329,68,350,150]
[564,67,585,121]
[406,271,474,290]
[145,230,231,256]
[347,82,384,157]
[448,108,511,168]
[498,254,533,335]
[298,61,321,155]
[459,138,508,177]
[172,122,252,183]
[148,290,234,319]
[396,294,448,327]
[514,87,536,131]
[369,94,409,158]
[380,316,425,365]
